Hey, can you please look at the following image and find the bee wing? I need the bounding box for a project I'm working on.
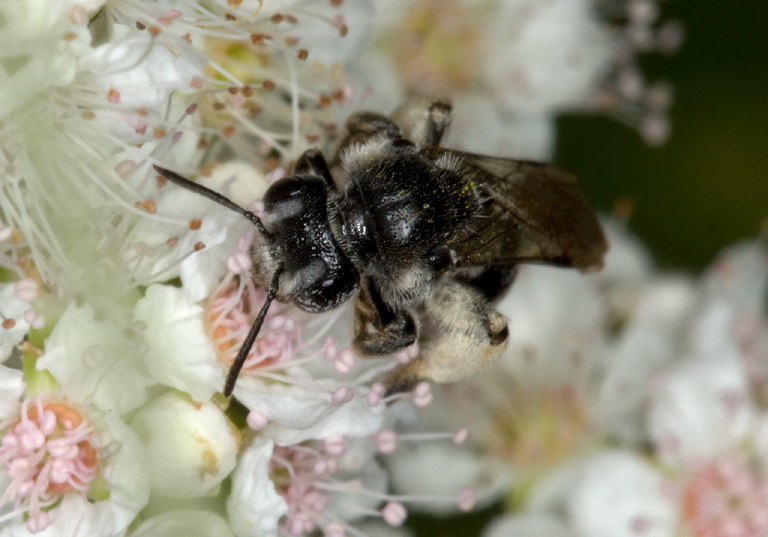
[422,148,608,271]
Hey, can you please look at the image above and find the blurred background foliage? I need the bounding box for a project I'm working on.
[410,0,767,535]
[558,0,768,272]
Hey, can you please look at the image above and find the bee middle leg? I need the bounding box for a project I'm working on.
[352,278,418,356]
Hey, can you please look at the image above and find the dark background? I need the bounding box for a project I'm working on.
[410,0,768,535]
[558,0,768,272]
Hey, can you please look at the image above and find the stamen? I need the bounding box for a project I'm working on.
[247,409,269,431]
[14,278,39,302]
[267,428,475,537]
[380,502,407,526]
[681,452,768,537]
[0,397,101,533]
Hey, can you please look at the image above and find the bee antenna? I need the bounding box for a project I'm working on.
[223,266,283,397]
[152,165,271,238]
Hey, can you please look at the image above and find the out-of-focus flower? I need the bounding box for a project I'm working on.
[352,0,681,159]
[484,240,768,537]
[555,355,768,537]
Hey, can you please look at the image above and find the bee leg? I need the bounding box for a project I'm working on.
[390,97,453,148]
[293,149,336,190]
[345,111,402,140]
[456,265,518,303]
[352,278,418,355]
[385,279,509,395]
[331,112,403,167]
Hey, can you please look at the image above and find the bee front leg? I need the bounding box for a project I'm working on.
[386,278,509,394]
[293,149,336,190]
[352,277,418,356]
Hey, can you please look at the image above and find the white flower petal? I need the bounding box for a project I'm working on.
[0,495,114,537]
[595,277,698,443]
[81,24,205,110]
[92,412,152,532]
[596,218,654,286]
[648,353,754,468]
[288,0,375,66]
[387,442,513,514]
[227,436,288,537]
[495,265,604,385]
[567,451,675,537]
[176,211,239,303]
[482,0,612,113]
[36,301,151,415]
[235,379,384,445]
[131,510,235,537]
[0,2,72,46]
[703,240,768,316]
[0,283,31,362]
[134,284,223,402]
[444,93,555,160]
[331,460,389,522]
[204,161,270,208]
[0,365,24,421]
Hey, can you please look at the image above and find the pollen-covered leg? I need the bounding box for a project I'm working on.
[390,97,453,148]
[385,279,509,394]
[352,278,418,356]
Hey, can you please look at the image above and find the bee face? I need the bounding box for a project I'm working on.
[261,175,359,313]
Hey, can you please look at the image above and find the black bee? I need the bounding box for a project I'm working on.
[154,98,607,397]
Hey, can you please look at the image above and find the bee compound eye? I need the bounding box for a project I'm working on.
[263,176,303,203]
[390,138,417,152]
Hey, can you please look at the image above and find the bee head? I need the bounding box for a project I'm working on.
[261,174,359,312]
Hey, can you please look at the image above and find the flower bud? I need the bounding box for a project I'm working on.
[130,391,239,498]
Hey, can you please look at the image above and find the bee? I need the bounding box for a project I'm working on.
[154,98,608,397]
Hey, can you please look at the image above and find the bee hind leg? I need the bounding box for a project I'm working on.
[385,278,509,395]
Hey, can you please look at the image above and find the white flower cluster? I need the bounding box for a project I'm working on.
[0,1,704,536]
[462,238,768,537]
